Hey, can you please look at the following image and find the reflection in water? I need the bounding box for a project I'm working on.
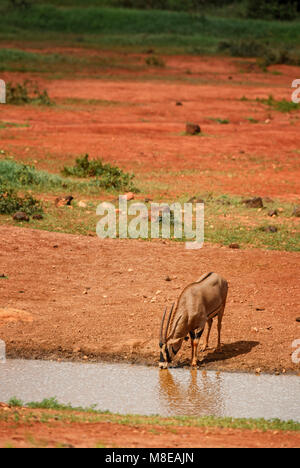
[158,368,224,417]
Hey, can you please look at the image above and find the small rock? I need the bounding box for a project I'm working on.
[268,209,278,217]
[296,317,300,323]
[78,201,87,208]
[229,243,240,249]
[292,206,300,217]
[124,192,135,201]
[176,101,183,106]
[13,212,29,222]
[260,226,278,233]
[242,197,264,209]
[55,196,74,207]
[185,122,201,135]
[256,307,265,311]
[165,276,172,281]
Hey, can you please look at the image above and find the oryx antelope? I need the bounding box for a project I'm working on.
[159,272,228,368]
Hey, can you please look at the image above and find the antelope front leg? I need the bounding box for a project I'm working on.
[190,329,204,367]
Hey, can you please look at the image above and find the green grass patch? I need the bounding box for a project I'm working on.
[0,4,300,55]
[209,117,230,124]
[0,157,138,193]
[256,95,300,113]
[5,397,300,432]
[0,121,29,129]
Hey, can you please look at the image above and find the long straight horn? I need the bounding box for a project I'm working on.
[164,303,174,342]
[160,307,167,344]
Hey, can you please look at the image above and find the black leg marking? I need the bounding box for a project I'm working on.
[195,329,204,340]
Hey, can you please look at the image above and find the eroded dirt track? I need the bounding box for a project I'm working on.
[0,225,299,373]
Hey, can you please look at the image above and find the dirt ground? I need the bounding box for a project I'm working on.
[0,52,300,448]
[0,225,299,374]
[1,52,300,201]
[0,406,299,448]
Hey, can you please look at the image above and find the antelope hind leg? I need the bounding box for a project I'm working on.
[200,319,213,352]
[216,306,225,352]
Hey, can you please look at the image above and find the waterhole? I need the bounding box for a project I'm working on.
[0,360,299,421]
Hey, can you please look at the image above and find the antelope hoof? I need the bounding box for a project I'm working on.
[200,344,208,352]
[159,362,168,369]
[191,360,198,367]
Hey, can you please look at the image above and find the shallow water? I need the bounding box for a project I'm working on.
[0,360,299,421]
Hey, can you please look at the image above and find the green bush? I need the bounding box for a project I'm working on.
[218,38,300,66]
[62,154,138,192]
[6,80,53,106]
[246,0,298,20]
[0,183,43,215]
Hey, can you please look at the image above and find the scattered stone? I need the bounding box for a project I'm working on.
[55,195,74,207]
[176,101,183,106]
[124,192,135,201]
[256,307,265,311]
[242,197,263,208]
[13,212,29,222]
[268,209,278,217]
[165,276,172,281]
[260,226,278,233]
[185,122,201,135]
[229,243,240,249]
[296,317,300,323]
[292,206,300,217]
[78,201,87,208]
[32,214,43,220]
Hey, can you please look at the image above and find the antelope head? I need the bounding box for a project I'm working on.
[159,303,175,368]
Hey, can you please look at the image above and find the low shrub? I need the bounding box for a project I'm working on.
[6,80,53,106]
[0,183,43,215]
[62,154,138,192]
